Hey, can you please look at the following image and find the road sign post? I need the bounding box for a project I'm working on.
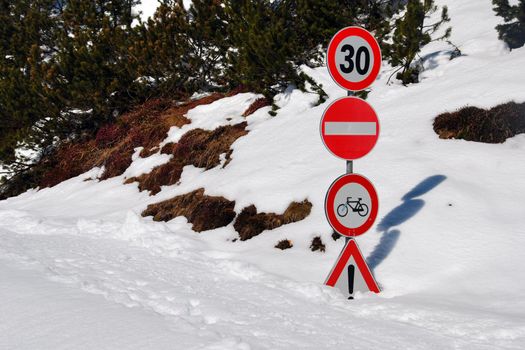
[346,90,354,179]
[322,26,382,298]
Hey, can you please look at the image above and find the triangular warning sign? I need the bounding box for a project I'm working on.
[325,239,380,297]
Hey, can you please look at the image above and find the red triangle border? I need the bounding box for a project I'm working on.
[325,239,380,293]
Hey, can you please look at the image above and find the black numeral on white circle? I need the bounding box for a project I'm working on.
[340,45,370,75]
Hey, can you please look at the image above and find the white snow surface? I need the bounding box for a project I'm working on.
[1,1,525,349]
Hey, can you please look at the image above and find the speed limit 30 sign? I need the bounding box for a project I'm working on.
[327,26,381,91]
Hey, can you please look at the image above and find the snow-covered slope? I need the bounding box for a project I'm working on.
[1,1,525,349]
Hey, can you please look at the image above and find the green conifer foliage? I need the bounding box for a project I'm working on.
[224,0,299,97]
[290,0,357,65]
[387,0,451,85]
[352,0,401,53]
[1,0,146,183]
[224,0,402,98]
[187,0,229,88]
[132,0,228,96]
[48,0,142,131]
[0,0,59,172]
[291,0,401,60]
[133,1,191,96]
[493,0,525,50]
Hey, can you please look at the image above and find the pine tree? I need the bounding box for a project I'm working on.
[46,0,142,132]
[493,0,515,20]
[387,0,451,85]
[0,0,60,172]
[493,0,525,50]
[224,0,404,98]
[225,0,302,97]
[1,0,145,184]
[289,0,358,66]
[132,0,191,97]
[132,0,229,97]
[354,0,400,52]
[187,0,229,89]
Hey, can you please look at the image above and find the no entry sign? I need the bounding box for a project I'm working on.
[320,96,379,160]
[327,26,381,91]
[325,173,378,237]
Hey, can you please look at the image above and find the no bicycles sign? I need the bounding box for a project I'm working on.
[325,173,378,237]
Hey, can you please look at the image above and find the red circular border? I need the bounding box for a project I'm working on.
[327,26,381,91]
[319,96,380,161]
[325,173,379,237]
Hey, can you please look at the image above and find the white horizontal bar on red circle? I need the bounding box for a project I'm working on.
[324,122,377,136]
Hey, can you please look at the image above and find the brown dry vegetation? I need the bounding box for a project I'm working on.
[233,200,312,241]
[132,161,184,194]
[222,149,234,168]
[275,239,293,250]
[331,231,342,241]
[433,101,525,143]
[242,97,270,117]
[225,85,250,97]
[39,94,225,188]
[130,122,248,195]
[141,188,236,232]
[38,141,99,187]
[310,236,326,252]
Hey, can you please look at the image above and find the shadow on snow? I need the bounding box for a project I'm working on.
[366,175,447,271]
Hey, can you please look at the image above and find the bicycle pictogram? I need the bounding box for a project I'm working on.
[337,197,369,217]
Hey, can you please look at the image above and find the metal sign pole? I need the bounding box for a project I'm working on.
[346,89,354,175]
[344,93,354,298]
[346,160,353,174]
[346,89,354,245]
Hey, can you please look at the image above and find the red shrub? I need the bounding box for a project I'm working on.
[37,93,241,190]
[132,159,184,195]
[95,124,125,147]
[135,122,249,194]
[100,147,135,180]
